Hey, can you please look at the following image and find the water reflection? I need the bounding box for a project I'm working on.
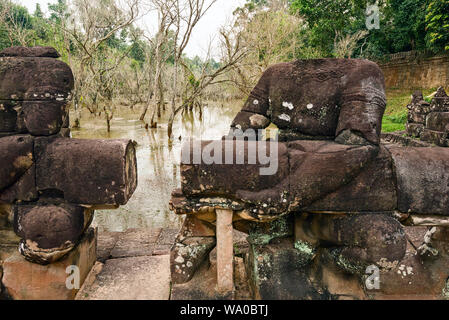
[70,102,241,232]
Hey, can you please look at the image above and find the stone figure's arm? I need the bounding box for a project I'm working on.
[229,67,272,134]
[335,61,387,146]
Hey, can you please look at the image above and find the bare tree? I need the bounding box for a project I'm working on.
[165,0,218,139]
[0,0,34,46]
[222,1,307,97]
[139,0,175,126]
[169,29,247,130]
[333,30,368,59]
[59,0,143,131]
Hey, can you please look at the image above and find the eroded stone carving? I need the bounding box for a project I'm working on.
[0,47,138,267]
[170,59,449,299]
[406,87,449,146]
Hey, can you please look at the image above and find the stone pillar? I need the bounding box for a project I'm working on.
[216,209,234,294]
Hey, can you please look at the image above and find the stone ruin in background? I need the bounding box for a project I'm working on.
[0,46,137,300]
[406,87,449,146]
[170,59,449,300]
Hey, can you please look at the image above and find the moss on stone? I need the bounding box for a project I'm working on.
[442,279,449,300]
[329,248,367,275]
[293,240,317,266]
[247,216,293,245]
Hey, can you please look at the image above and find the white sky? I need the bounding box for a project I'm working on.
[19,0,246,58]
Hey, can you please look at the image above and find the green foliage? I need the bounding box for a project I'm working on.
[48,0,69,25]
[426,0,449,51]
[381,87,436,132]
[382,110,407,132]
[289,0,367,56]
[34,4,44,19]
[385,111,408,124]
[129,39,147,67]
[188,74,200,89]
[382,119,405,132]
[288,0,442,58]
[386,0,428,52]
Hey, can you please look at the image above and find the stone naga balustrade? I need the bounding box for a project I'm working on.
[0,47,137,299]
[170,59,449,300]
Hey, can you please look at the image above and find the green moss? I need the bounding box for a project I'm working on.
[294,240,315,255]
[247,216,293,245]
[442,279,449,300]
[248,233,274,246]
[294,240,316,266]
[251,247,272,283]
[329,248,366,275]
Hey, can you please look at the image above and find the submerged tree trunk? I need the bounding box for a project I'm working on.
[140,92,152,121]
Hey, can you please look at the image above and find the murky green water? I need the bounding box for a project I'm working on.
[70,102,241,232]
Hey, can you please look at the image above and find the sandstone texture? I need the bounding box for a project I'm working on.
[170,58,449,300]
[405,87,449,146]
[0,46,138,300]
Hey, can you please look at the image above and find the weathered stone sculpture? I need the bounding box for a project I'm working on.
[170,59,449,300]
[406,87,449,146]
[0,47,137,299]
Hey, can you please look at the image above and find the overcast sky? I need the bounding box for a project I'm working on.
[19,0,246,58]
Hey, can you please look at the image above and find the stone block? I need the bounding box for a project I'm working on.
[0,108,17,132]
[407,112,427,124]
[0,46,60,58]
[368,226,449,300]
[430,87,449,112]
[171,255,247,300]
[0,228,20,262]
[305,145,397,212]
[35,137,138,205]
[2,227,97,300]
[0,135,34,191]
[387,145,449,215]
[406,122,424,137]
[0,57,73,101]
[420,129,448,147]
[245,237,326,300]
[0,164,37,204]
[75,255,170,300]
[157,228,180,246]
[170,236,216,284]
[22,100,68,136]
[96,231,120,263]
[426,112,449,133]
[109,228,161,259]
[313,249,366,300]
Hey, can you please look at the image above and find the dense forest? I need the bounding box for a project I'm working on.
[0,0,448,135]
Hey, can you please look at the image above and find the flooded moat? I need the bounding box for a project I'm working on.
[70,102,241,232]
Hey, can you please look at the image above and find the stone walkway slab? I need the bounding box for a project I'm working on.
[110,228,161,259]
[77,255,170,300]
